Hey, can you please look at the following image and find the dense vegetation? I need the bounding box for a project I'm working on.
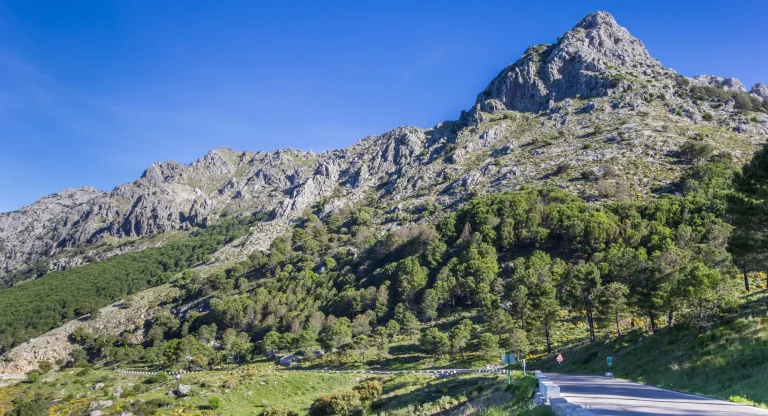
[0,216,256,352]
[58,140,768,377]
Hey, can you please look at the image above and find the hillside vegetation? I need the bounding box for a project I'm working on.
[0,216,255,353]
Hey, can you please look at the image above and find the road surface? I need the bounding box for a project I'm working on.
[544,373,768,416]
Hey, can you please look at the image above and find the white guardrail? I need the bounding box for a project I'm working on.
[534,371,595,416]
[116,367,506,377]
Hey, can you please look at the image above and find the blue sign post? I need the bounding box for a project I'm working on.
[502,353,516,385]
[607,356,613,376]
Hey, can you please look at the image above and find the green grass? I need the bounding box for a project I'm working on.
[477,405,557,416]
[1,368,363,415]
[1,367,527,415]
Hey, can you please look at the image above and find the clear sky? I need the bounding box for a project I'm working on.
[1,1,767,212]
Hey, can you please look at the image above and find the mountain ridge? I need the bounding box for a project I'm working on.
[1,10,766,284]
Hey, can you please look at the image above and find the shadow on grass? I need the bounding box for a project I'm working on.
[388,343,421,356]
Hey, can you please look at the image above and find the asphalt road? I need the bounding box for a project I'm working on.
[544,373,768,416]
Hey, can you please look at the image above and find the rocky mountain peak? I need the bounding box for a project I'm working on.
[474,11,658,114]
[575,10,617,29]
[567,11,657,68]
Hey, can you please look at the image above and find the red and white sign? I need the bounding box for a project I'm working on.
[556,353,564,363]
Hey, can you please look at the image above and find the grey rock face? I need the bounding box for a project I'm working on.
[0,147,323,278]
[90,400,113,409]
[752,83,768,99]
[690,75,747,92]
[476,11,660,113]
[0,187,106,278]
[176,384,191,397]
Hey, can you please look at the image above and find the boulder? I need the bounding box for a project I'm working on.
[90,400,113,409]
[176,384,191,397]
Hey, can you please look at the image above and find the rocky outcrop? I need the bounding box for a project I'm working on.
[476,11,660,114]
[0,187,106,277]
[690,75,747,92]
[752,83,768,100]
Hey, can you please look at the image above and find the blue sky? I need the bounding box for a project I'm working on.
[1,1,767,212]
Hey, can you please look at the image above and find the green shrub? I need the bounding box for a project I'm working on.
[353,379,383,402]
[309,390,362,416]
[145,372,168,384]
[554,162,571,176]
[679,139,714,164]
[729,395,755,405]
[25,370,42,384]
[579,169,596,180]
[37,360,53,374]
[702,112,713,121]
[602,165,619,178]
[7,399,47,416]
[209,397,223,410]
[675,76,690,89]
[509,375,538,404]
[733,92,754,111]
[259,406,299,416]
[133,398,172,414]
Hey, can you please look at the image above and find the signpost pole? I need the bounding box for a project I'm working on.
[502,353,515,385]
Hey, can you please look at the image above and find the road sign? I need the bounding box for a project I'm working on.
[607,356,613,367]
[502,353,516,385]
[556,353,564,363]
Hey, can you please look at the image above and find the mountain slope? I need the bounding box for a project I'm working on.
[1,11,766,287]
